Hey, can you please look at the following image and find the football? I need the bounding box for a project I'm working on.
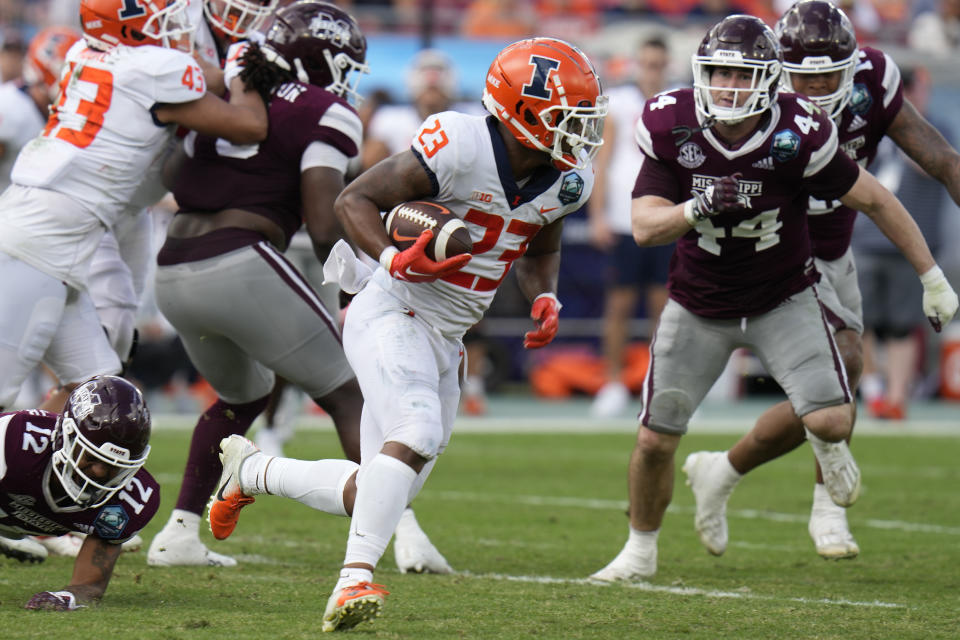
[384,200,473,261]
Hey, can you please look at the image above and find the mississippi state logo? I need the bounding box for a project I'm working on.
[677,142,706,169]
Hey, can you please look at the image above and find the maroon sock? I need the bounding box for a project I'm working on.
[174,395,269,514]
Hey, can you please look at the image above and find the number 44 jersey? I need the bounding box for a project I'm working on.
[371,111,594,338]
[633,89,861,319]
[10,40,205,224]
[0,411,159,544]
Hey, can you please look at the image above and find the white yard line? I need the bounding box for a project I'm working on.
[429,490,960,536]
[442,571,906,609]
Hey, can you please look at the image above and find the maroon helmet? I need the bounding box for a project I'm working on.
[776,0,858,118]
[692,14,783,123]
[261,0,369,102]
[46,376,151,512]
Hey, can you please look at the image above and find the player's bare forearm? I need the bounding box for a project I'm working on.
[632,195,690,245]
[888,99,960,206]
[155,77,268,145]
[65,536,123,604]
[334,150,436,261]
[841,166,936,275]
[514,219,562,302]
[302,166,346,262]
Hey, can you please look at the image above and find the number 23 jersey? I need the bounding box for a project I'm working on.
[371,111,594,337]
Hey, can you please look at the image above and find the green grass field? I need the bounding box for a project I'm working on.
[2,412,959,638]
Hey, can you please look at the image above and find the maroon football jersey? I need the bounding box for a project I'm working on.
[172,82,360,249]
[807,47,904,260]
[0,411,159,543]
[633,89,860,318]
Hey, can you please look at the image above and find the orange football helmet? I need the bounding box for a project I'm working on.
[204,0,278,43]
[79,0,195,52]
[482,37,607,170]
[22,26,80,101]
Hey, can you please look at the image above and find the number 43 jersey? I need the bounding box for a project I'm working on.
[0,411,159,544]
[633,89,861,319]
[10,40,205,224]
[371,111,594,338]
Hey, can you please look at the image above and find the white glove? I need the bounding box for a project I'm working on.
[920,265,959,332]
[222,41,251,89]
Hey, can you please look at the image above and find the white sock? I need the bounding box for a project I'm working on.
[613,526,658,564]
[464,374,485,397]
[343,453,418,569]
[859,374,883,402]
[334,567,374,592]
[719,452,743,487]
[165,509,200,535]
[241,455,358,517]
[812,483,844,514]
[626,526,658,552]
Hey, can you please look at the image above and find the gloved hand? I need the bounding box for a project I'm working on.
[380,230,471,283]
[222,41,251,89]
[920,265,959,332]
[25,590,83,611]
[684,173,743,225]
[524,293,561,349]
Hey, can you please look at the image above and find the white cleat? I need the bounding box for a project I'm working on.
[590,381,630,418]
[809,489,859,560]
[147,524,237,567]
[682,451,739,556]
[121,534,144,553]
[393,509,453,574]
[589,544,657,582]
[806,432,861,507]
[0,535,48,563]
[32,534,84,557]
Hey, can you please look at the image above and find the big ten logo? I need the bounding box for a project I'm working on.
[470,190,493,203]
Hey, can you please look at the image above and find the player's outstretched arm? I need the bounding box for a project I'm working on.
[631,173,742,247]
[886,98,960,209]
[840,165,959,331]
[25,535,123,610]
[153,75,268,145]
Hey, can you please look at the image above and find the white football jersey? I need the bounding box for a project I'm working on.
[371,111,594,337]
[0,82,46,192]
[9,40,205,225]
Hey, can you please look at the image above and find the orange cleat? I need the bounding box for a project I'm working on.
[321,582,390,632]
[207,435,259,540]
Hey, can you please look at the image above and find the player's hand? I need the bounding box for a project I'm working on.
[25,590,83,611]
[920,266,959,332]
[223,41,251,89]
[686,173,743,224]
[383,230,471,283]
[524,293,561,349]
